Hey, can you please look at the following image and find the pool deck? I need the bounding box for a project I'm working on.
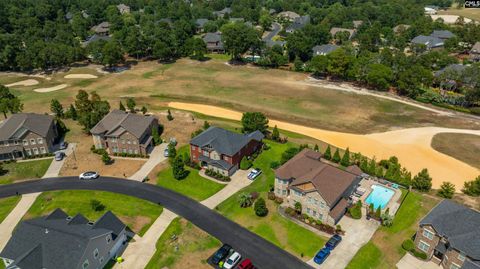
[356,178,403,215]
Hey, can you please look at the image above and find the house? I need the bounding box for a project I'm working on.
[286,15,310,33]
[0,209,129,269]
[277,11,300,21]
[434,64,468,90]
[213,7,232,18]
[431,30,455,40]
[82,34,112,47]
[190,127,264,176]
[91,22,110,36]
[0,113,58,161]
[264,39,286,48]
[414,200,480,269]
[411,35,444,50]
[470,42,480,62]
[312,44,340,56]
[195,18,209,32]
[353,20,363,29]
[393,24,410,34]
[424,6,438,15]
[330,27,356,40]
[116,3,130,14]
[274,149,362,225]
[90,110,159,156]
[203,32,224,53]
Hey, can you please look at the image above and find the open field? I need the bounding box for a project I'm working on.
[25,190,163,236]
[0,159,52,184]
[438,7,480,22]
[0,196,21,223]
[431,133,480,169]
[145,218,221,269]
[346,191,439,269]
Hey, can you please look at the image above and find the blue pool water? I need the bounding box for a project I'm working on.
[365,185,395,209]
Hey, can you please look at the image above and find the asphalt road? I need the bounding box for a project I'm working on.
[0,177,312,269]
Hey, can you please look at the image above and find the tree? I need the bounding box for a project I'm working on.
[281,147,301,164]
[0,85,23,118]
[340,147,350,166]
[310,55,329,76]
[462,175,480,196]
[126,98,136,113]
[101,151,112,164]
[220,22,261,60]
[152,126,161,145]
[254,197,268,217]
[375,206,382,219]
[438,182,455,199]
[185,37,206,60]
[119,101,126,111]
[412,169,432,192]
[332,148,341,163]
[241,112,269,134]
[294,201,302,214]
[238,192,253,207]
[65,104,77,120]
[50,99,64,118]
[101,41,124,67]
[259,13,273,31]
[90,199,106,212]
[327,48,354,78]
[167,109,174,121]
[240,156,252,170]
[141,106,148,115]
[203,121,210,130]
[271,125,280,141]
[75,90,110,131]
[172,155,188,180]
[324,145,332,160]
[366,63,393,91]
[167,143,177,159]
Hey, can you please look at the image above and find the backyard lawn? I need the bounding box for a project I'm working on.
[216,140,327,260]
[0,196,21,223]
[345,190,439,269]
[0,159,52,184]
[145,218,221,269]
[25,190,163,236]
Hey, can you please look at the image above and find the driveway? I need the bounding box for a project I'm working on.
[201,169,252,209]
[42,143,76,178]
[262,22,281,41]
[307,209,379,269]
[397,253,442,269]
[129,143,167,181]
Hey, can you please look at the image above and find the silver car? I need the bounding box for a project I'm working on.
[79,171,100,180]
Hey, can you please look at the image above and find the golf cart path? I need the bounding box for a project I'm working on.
[168,102,480,190]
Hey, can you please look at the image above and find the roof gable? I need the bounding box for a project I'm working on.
[90,110,156,138]
[0,113,54,141]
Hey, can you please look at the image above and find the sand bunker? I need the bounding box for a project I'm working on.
[168,102,480,190]
[6,79,39,87]
[64,74,98,79]
[34,84,67,93]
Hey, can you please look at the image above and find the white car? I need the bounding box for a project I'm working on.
[223,251,241,269]
[79,171,100,180]
[247,168,262,180]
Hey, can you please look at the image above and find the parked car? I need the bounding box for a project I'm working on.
[325,234,342,250]
[54,152,65,161]
[211,244,232,265]
[247,168,262,180]
[79,171,100,180]
[163,148,169,157]
[223,251,241,269]
[237,258,254,269]
[313,247,331,264]
[59,141,68,150]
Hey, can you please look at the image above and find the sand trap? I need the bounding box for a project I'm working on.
[5,79,39,87]
[64,74,98,79]
[168,102,480,190]
[431,15,472,24]
[34,84,67,93]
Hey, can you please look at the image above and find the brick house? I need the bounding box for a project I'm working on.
[190,127,264,176]
[90,110,159,156]
[0,113,58,161]
[274,149,362,225]
[414,200,480,269]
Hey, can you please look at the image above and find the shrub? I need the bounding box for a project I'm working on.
[402,239,414,251]
[375,206,382,219]
[250,192,259,201]
[301,213,309,220]
[438,181,455,199]
[381,213,393,227]
[270,161,280,169]
[167,109,174,121]
[238,192,253,208]
[205,168,231,182]
[267,192,276,200]
[275,197,284,204]
[336,225,342,233]
[101,151,112,165]
[90,199,105,212]
[240,156,252,170]
[349,200,362,219]
[413,250,428,260]
[285,207,295,216]
[254,198,268,217]
[462,175,480,196]
[412,168,432,192]
[294,202,302,214]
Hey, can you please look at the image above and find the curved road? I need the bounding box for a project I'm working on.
[0,177,312,269]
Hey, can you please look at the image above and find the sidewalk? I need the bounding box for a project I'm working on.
[129,144,167,181]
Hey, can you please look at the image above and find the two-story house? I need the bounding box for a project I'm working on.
[0,209,129,269]
[275,149,362,225]
[202,32,225,53]
[90,110,159,156]
[190,127,264,176]
[414,200,480,269]
[0,113,58,161]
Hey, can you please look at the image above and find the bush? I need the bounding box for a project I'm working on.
[275,197,284,204]
[238,192,253,208]
[294,202,302,214]
[270,161,280,169]
[402,239,414,251]
[90,199,106,212]
[267,192,276,200]
[254,198,268,217]
[348,200,362,219]
[250,192,259,201]
[240,156,252,170]
[285,207,296,216]
[205,168,231,182]
[101,151,112,165]
[438,181,455,199]
[413,250,428,260]
[462,175,480,196]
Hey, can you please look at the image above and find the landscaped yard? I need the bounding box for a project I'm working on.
[345,190,439,269]
[25,190,163,236]
[145,218,221,269]
[216,140,327,260]
[0,196,21,223]
[0,159,52,184]
[431,133,480,169]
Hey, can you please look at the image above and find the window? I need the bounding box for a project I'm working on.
[276,188,281,195]
[450,264,461,269]
[14,140,19,145]
[33,148,39,155]
[127,140,131,144]
[314,199,318,205]
[122,148,126,153]
[458,253,465,262]
[418,241,430,253]
[133,140,137,145]
[26,149,32,156]
[319,213,323,220]
[23,140,28,146]
[113,147,118,153]
[93,248,99,259]
[320,202,325,208]
[30,139,36,145]
[203,150,209,157]
[82,259,89,269]
[134,150,138,154]
[37,138,43,144]
[40,147,46,154]
[312,210,317,216]
[4,141,8,146]
[423,229,434,240]
[307,197,312,204]
[122,139,125,144]
[306,208,311,214]
[106,235,111,244]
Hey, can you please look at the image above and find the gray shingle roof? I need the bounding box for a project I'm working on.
[0,113,54,141]
[0,209,126,269]
[82,34,112,47]
[420,200,480,260]
[286,15,310,32]
[190,127,264,156]
[195,18,209,28]
[431,30,455,39]
[203,32,222,43]
[90,110,156,139]
[471,42,480,54]
[312,44,339,55]
[411,35,444,49]
[434,64,468,77]
[462,260,480,269]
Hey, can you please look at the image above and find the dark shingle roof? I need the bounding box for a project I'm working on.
[411,35,444,49]
[286,15,310,32]
[203,32,222,43]
[431,30,455,39]
[190,127,264,156]
[420,200,480,260]
[82,34,111,47]
[462,260,480,269]
[90,110,156,139]
[312,44,339,55]
[0,113,54,141]
[195,18,209,28]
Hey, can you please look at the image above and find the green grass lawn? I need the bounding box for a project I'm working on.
[0,159,52,184]
[345,190,439,269]
[216,140,327,260]
[145,218,221,269]
[0,196,21,223]
[25,191,163,236]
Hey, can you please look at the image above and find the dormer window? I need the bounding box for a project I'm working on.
[82,259,89,269]
[93,248,99,259]
[106,235,112,244]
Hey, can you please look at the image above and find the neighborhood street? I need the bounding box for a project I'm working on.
[0,177,313,269]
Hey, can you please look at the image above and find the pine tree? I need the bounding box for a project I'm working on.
[50,99,64,118]
[141,106,148,115]
[332,148,341,163]
[203,121,210,130]
[412,169,432,192]
[438,182,455,199]
[340,147,350,166]
[324,145,332,160]
[368,158,377,175]
[271,125,280,141]
[172,155,188,180]
[152,126,160,145]
[119,101,126,111]
[67,104,77,120]
[126,98,136,113]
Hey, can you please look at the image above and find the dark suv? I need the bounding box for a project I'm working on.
[211,244,232,265]
[325,234,342,250]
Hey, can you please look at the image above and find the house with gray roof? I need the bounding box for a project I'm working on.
[203,32,224,53]
[431,30,455,40]
[0,209,128,269]
[434,64,469,90]
[312,44,340,56]
[414,200,480,269]
[213,7,232,18]
[116,3,130,14]
[90,110,159,156]
[195,18,209,32]
[411,35,444,50]
[91,22,110,36]
[190,127,264,176]
[286,15,310,33]
[0,113,58,161]
[82,34,112,47]
[470,42,480,62]
[277,11,300,21]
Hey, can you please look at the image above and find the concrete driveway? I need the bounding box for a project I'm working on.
[397,253,442,269]
[307,209,379,269]
[42,143,76,178]
[129,143,167,181]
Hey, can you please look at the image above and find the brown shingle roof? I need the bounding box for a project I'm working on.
[0,113,54,141]
[90,110,156,139]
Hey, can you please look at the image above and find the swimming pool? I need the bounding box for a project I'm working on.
[365,185,395,209]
